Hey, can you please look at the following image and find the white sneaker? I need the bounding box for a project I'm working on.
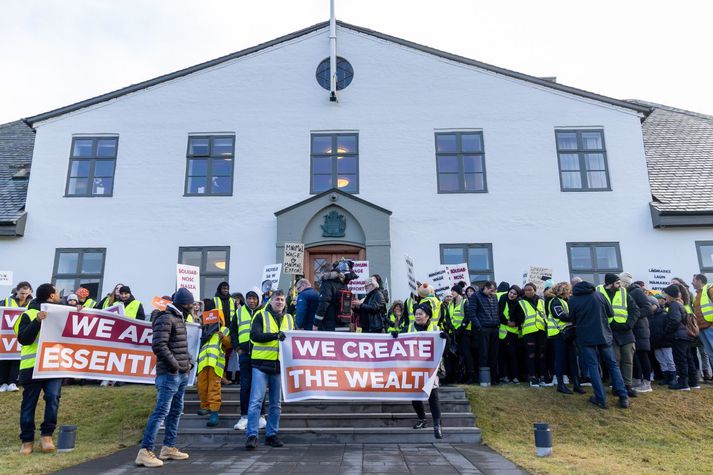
[552,376,558,385]
[563,375,570,385]
[233,416,248,431]
[258,416,267,429]
[100,380,109,387]
[7,383,19,392]
[0,384,8,392]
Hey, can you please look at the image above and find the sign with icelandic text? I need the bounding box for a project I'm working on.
[347,261,370,294]
[405,255,417,293]
[427,266,450,299]
[283,243,305,275]
[647,267,672,291]
[33,304,201,385]
[177,264,201,301]
[0,271,12,287]
[0,306,24,360]
[280,331,445,402]
[446,263,470,288]
[262,264,282,291]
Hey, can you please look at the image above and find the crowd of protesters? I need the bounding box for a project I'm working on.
[4,261,713,464]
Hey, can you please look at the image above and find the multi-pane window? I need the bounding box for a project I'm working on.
[567,242,622,285]
[440,243,494,287]
[178,247,230,299]
[66,137,117,196]
[696,241,713,281]
[52,248,106,298]
[435,132,487,193]
[556,130,610,191]
[310,133,358,194]
[185,136,235,196]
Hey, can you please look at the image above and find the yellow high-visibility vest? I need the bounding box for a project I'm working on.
[596,286,628,324]
[14,309,39,370]
[448,299,470,330]
[197,326,230,378]
[124,300,142,319]
[519,298,546,336]
[546,298,570,337]
[251,309,294,362]
[213,296,236,320]
[406,320,439,333]
[499,297,520,339]
[698,284,713,323]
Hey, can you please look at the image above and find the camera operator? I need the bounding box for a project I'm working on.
[312,259,359,331]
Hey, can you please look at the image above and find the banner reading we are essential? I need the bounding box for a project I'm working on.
[280,331,445,402]
[33,304,201,384]
[0,306,24,360]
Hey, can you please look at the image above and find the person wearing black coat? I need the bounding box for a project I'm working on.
[663,285,699,390]
[547,282,585,395]
[313,260,358,331]
[498,286,524,383]
[466,281,500,386]
[353,276,387,333]
[621,277,655,392]
[649,296,678,385]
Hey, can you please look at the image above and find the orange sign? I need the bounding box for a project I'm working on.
[202,309,224,326]
[151,296,172,311]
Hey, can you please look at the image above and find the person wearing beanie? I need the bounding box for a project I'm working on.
[204,282,235,326]
[65,294,79,307]
[118,285,146,320]
[620,272,655,393]
[136,287,194,467]
[466,281,500,387]
[597,273,640,397]
[75,287,96,309]
[498,285,524,384]
[665,284,699,390]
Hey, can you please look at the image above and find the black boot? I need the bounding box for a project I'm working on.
[413,419,428,429]
[571,376,586,394]
[556,382,573,395]
[626,385,638,398]
[433,420,443,439]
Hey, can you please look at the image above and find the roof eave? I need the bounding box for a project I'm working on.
[274,188,392,216]
[0,212,27,236]
[650,203,713,229]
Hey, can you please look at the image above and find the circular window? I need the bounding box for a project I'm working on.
[315,57,354,91]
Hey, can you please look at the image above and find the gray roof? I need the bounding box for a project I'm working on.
[631,100,713,217]
[0,120,34,233]
[25,20,649,124]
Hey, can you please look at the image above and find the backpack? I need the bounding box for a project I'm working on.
[336,289,353,324]
[684,311,700,338]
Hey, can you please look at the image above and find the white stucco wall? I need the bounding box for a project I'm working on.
[1,25,710,302]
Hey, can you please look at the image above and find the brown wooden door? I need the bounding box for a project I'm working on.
[305,245,365,291]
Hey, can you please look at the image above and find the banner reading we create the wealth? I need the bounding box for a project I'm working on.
[33,304,201,384]
[280,331,445,402]
[0,306,25,360]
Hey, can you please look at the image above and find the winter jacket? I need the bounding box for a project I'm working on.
[498,295,525,328]
[314,271,349,330]
[649,304,677,349]
[603,287,639,346]
[295,287,319,330]
[569,282,614,347]
[152,304,192,375]
[120,295,146,320]
[357,288,387,333]
[204,282,234,320]
[16,299,45,383]
[467,290,499,331]
[249,306,287,374]
[628,284,652,351]
[668,300,692,342]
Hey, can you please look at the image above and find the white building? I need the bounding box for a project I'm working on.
[1,20,712,304]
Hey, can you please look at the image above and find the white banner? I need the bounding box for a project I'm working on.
[262,264,282,291]
[33,304,201,385]
[280,330,445,402]
[347,261,370,294]
[0,306,24,360]
[283,242,305,275]
[177,264,201,301]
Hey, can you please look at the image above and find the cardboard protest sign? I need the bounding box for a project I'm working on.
[405,255,417,293]
[177,264,201,301]
[151,296,171,311]
[446,263,470,288]
[262,264,282,291]
[347,261,370,294]
[283,243,305,275]
[280,330,446,402]
[523,266,553,295]
[33,304,201,385]
[0,306,24,360]
[427,266,450,299]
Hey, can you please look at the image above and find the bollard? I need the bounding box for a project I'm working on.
[57,425,77,453]
[533,423,552,457]
[478,367,491,387]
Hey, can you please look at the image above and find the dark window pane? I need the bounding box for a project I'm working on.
[213,137,234,157]
[94,160,114,177]
[68,177,89,195]
[188,159,208,176]
[203,277,226,300]
[212,158,233,176]
[556,132,578,150]
[92,177,113,195]
[470,274,493,286]
[70,160,90,178]
[96,139,117,157]
[81,252,104,274]
[78,279,100,298]
[312,174,332,193]
[189,138,210,156]
[72,139,94,157]
[439,174,460,192]
[573,273,595,284]
[337,156,357,174]
[586,171,608,189]
[700,244,713,268]
[594,246,618,269]
[180,251,202,268]
[561,172,582,189]
[312,136,332,154]
[187,176,208,194]
[212,176,232,194]
[442,247,465,265]
[313,156,332,174]
[461,134,483,153]
[468,247,490,270]
[57,252,79,274]
[437,155,459,173]
[464,173,484,191]
[206,250,228,273]
[581,132,603,150]
[570,247,593,269]
[463,155,483,173]
[337,175,357,192]
[559,154,580,171]
[337,135,357,153]
[584,153,605,170]
[436,134,457,153]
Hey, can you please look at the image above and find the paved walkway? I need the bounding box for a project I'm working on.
[55,443,528,474]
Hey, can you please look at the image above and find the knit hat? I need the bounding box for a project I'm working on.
[76,287,90,299]
[414,302,433,318]
[619,272,633,287]
[604,273,620,286]
[544,279,554,290]
[663,284,680,299]
[119,285,131,294]
[173,287,195,305]
[451,285,464,295]
[66,293,78,302]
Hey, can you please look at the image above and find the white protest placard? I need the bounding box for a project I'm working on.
[405,255,417,293]
[427,266,450,299]
[446,263,470,288]
[262,264,282,291]
[647,267,672,291]
[523,266,553,295]
[283,243,305,275]
[0,271,12,286]
[348,261,370,294]
[177,264,201,301]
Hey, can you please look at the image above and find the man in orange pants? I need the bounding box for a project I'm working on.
[196,317,231,427]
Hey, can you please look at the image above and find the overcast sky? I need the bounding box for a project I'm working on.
[2,0,712,124]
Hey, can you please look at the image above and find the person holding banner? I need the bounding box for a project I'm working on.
[0,280,31,393]
[118,286,146,320]
[15,283,62,455]
[353,275,387,333]
[245,290,294,450]
[136,288,194,468]
[98,283,124,309]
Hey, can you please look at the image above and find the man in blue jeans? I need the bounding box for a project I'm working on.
[136,288,195,468]
[568,279,630,409]
[245,290,294,449]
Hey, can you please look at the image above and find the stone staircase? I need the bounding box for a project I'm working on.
[170,385,481,446]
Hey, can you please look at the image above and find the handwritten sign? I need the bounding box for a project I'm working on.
[523,266,553,295]
[283,243,305,275]
[348,261,370,294]
[446,263,470,288]
[0,271,12,287]
[177,264,201,301]
[262,264,282,292]
[405,255,417,293]
[647,267,672,291]
[427,266,450,299]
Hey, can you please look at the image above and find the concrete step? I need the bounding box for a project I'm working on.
[183,398,473,414]
[183,384,467,400]
[178,412,476,429]
[171,426,482,445]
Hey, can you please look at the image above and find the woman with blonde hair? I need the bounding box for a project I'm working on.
[547,282,585,394]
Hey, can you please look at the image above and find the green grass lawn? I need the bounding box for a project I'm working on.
[0,384,155,475]
[466,383,713,474]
